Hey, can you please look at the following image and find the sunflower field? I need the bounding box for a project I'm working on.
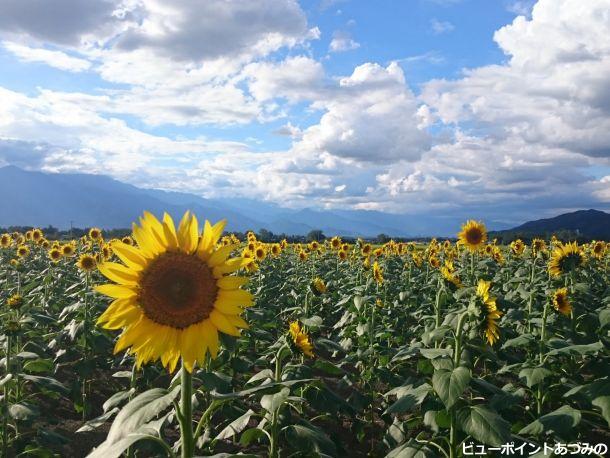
[1,212,609,457]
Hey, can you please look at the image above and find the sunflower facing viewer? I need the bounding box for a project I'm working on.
[458,220,487,252]
[95,211,252,373]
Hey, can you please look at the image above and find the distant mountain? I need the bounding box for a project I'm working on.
[493,209,610,240]
[0,166,427,236]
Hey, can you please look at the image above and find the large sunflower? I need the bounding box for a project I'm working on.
[458,220,487,252]
[475,279,502,345]
[548,241,585,277]
[95,211,252,373]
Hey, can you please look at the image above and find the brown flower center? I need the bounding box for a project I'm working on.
[139,252,218,329]
[466,228,483,245]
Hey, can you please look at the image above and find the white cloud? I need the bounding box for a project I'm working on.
[3,41,91,72]
[329,31,360,52]
[430,18,454,35]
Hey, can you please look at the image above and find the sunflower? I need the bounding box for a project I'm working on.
[311,277,327,295]
[270,244,281,257]
[411,253,423,268]
[484,244,494,256]
[552,287,571,316]
[330,237,342,250]
[101,243,113,260]
[361,244,372,256]
[309,241,320,252]
[32,228,43,242]
[77,254,97,272]
[338,249,348,261]
[372,261,384,285]
[89,227,103,241]
[241,249,258,273]
[458,220,487,252]
[298,250,309,262]
[0,234,12,248]
[17,245,30,258]
[429,256,441,269]
[254,245,266,261]
[6,294,24,310]
[591,241,606,259]
[25,230,33,241]
[510,239,525,256]
[531,238,547,256]
[548,242,585,277]
[48,248,63,262]
[441,260,462,288]
[121,236,134,246]
[61,243,76,257]
[95,211,252,373]
[475,280,502,345]
[41,239,50,249]
[288,321,314,358]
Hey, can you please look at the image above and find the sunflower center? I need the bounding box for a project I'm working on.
[466,228,483,245]
[139,252,218,329]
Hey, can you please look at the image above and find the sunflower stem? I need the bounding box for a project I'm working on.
[449,312,468,458]
[180,363,194,458]
[2,334,12,457]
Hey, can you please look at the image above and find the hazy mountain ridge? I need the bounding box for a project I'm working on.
[1,166,606,238]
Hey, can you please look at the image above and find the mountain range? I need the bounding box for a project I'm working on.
[1,166,608,238]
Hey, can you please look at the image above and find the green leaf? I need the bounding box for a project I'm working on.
[502,334,534,349]
[313,360,345,376]
[599,309,610,328]
[105,386,180,445]
[456,405,511,446]
[300,315,323,328]
[386,440,435,457]
[215,409,255,441]
[103,389,135,413]
[419,348,452,359]
[88,433,164,458]
[592,396,610,428]
[519,367,552,388]
[261,387,289,413]
[23,358,54,373]
[76,408,119,432]
[285,424,336,455]
[239,428,267,446]
[545,341,603,357]
[432,366,471,409]
[385,383,431,415]
[518,405,581,437]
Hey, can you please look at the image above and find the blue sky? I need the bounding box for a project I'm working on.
[0,0,608,228]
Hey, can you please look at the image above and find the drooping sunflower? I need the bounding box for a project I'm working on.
[440,260,462,288]
[552,287,571,316]
[372,261,384,285]
[531,238,547,257]
[77,254,97,272]
[458,220,487,252]
[475,279,502,345]
[288,321,314,358]
[95,211,252,373]
[548,241,585,277]
[311,277,327,295]
[6,294,24,310]
[429,256,441,269]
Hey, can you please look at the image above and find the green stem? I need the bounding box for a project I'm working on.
[3,334,12,457]
[180,364,194,458]
[269,349,283,458]
[449,312,468,458]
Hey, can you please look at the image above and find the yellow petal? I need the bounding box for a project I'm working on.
[214,299,244,315]
[95,284,138,299]
[217,289,254,307]
[111,242,148,271]
[98,262,140,286]
[213,258,250,278]
[225,314,249,330]
[216,276,249,290]
[200,320,219,361]
[207,243,239,267]
[209,310,240,336]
